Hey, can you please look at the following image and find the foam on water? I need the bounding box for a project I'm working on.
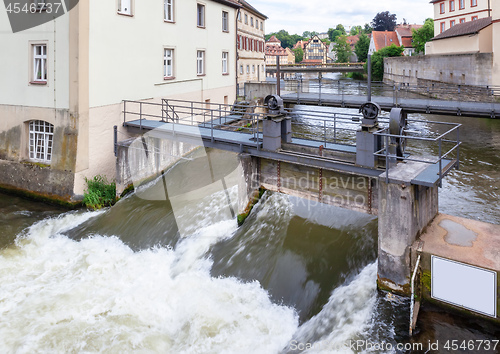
[0,207,298,353]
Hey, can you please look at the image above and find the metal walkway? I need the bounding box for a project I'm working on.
[121,99,461,187]
[281,92,500,118]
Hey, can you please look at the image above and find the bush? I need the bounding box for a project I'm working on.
[83,175,117,210]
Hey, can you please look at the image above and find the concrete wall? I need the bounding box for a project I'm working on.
[384,53,494,86]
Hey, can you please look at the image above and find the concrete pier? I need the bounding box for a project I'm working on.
[413,213,500,323]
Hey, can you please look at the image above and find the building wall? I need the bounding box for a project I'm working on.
[237,5,266,84]
[384,53,493,86]
[425,27,492,54]
[304,36,328,63]
[433,0,491,35]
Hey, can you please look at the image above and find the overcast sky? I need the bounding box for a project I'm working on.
[250,0,434,35]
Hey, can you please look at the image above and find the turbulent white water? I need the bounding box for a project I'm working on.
[0,187,381,353]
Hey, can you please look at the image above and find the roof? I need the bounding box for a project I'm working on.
[432,17,492,41]
[395,24,423,37]
[267,35,281,43]
[346,35,360,46]
[371,31,401,51]
[238,0,267,19]
[401,37,413,47]
[211,0,241,9]
[293,40,309,50]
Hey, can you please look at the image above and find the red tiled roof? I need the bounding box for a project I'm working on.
[432,17,492,41]
[346,35,360,47]
[395,24,423,37]
[371,31,401,51]
[401,37,413,47]
[267,35,281,43]
[293,40,309,50]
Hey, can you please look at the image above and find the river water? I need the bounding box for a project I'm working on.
[1,94,499,352]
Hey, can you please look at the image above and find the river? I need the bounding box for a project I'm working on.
[0,92,499,352]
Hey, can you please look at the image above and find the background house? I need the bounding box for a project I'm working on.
[265,35,290,65]
[302,35,329,64]
[0,0,240,201]
[431,0,492,35]
[237,0,267,89]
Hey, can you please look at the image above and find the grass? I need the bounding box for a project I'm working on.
[83,175,117,210]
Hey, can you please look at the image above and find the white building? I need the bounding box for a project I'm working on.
[431,0,491,35]
[0,0,240,201]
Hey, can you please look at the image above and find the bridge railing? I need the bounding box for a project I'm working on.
[374,118,461,186]
[282,78,500,104]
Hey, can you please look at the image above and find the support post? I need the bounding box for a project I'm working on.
[237,154,260,226]
[377,174,439,295]
[276,56,281,96]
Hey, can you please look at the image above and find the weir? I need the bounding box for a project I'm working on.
[116,92,500,326]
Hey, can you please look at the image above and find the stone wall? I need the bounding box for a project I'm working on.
[384,53,494,87]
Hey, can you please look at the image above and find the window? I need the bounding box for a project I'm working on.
[256,19,258,28]
[222,11,228,32]
[222,52,228,74]
[260,22,263,31]
[250,17,253,27]
[164,0,173,22]
[440,22,445,33]
[472,15,478,20]
[460,18,466,23]
[262,65,265,72]
[237,12,241,22]
[449,0,455,11]
[240,65,243,74]
[29,120,53,163]
[32,44,47,83]
[459,0,465,9]
[252,65,255,73]
[471,0,477,6]
[197,50,205,75]
[118,0,132,15]
[246,65,249,74]
[244,14,248,24]
[450,20,455,27]
[440,3,445,13]
[197,4,205,27]
[164,49,174,78]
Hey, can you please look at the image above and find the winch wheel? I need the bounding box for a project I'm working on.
[389,108,407,157]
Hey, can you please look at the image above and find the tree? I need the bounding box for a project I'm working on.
[321,38,331,46]
[328,24,347,42]
[371,11,397,31]
[333,35,352,63]
[265,30,304,49]
[302,31,312,39]
[293,47,304,63]
[350,25,362,36]
[412,18,434,54]
[355,33,370,62]
[363,23,373,34]
[367,44,404,80]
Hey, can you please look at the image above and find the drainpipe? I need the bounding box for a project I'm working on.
[488,0,491,17]
[236,7,240,98]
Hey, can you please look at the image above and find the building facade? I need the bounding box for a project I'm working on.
[431,0,492,35]
[265,35,290,65]
[0,0,240,201]
[236,0,267,87]
[302,35,329,64]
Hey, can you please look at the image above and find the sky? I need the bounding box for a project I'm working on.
[249,0,434,35]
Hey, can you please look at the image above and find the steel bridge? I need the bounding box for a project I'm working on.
[266,63,365,74]
[280,78,500,118]
[121,98,460,191]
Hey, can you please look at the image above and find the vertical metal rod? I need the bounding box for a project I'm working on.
[456,127,460,170]
[140,102,142,130]
[113,125,118,157]
[276,56,281,96]
[334,116,337,144]
[211,110,214,143]
[323,120,326,147]
[123,101,126,124]
[319,73,322,105]
[409,254,421,336]
[385,134,389,183]
[439,138,442,187]
[191,102,194,125]
[367,54,372,102]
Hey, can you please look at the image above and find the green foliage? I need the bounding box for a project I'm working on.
[333,35,352,63]
[363,23,373,34]
[83,175,117,210]
[265,30,304,49]
[412,18,434,54]
[365,44,404,81]
[346,72,365,80]
[321,38,331,46]
[328,24,347,42]
[355,33,370,62]
[350,25,362,36]
[293,47,304,63]
[371,11,397,31]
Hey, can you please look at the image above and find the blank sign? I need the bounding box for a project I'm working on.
[431,256,497,318]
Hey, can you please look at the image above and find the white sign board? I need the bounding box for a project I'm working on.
[431,256,497,318]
